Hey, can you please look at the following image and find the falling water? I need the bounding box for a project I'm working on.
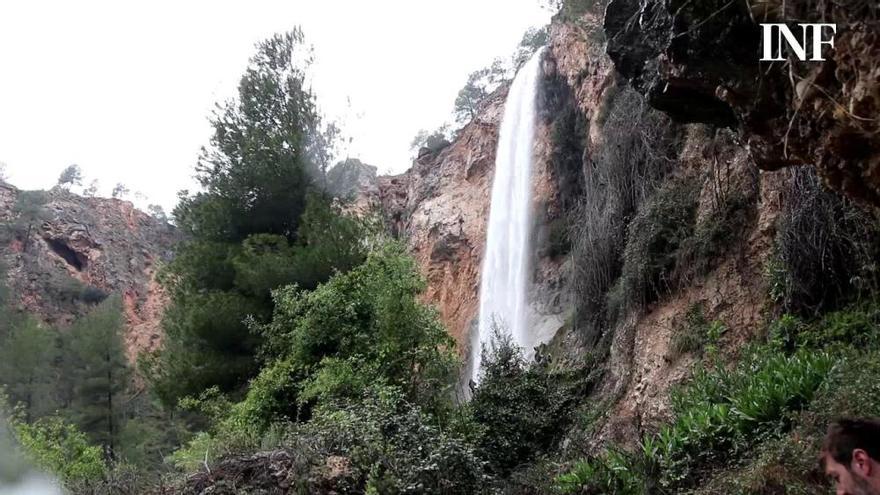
[471,47,544,383]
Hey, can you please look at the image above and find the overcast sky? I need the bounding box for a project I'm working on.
[0,1,550,211]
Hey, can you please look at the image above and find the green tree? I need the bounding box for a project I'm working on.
[454,69,491,126]
[0,318,59,423]
[13,190,50,253]
[66,296,131,460]
[175,29,324,243]
[56,164,83,190]
[410,126,451,155]
[111,183,129,199]
[146,204,167,222]
[511,26,549,70]
[83,179,99,197]
[451,26,548,129]
[151,30,364,405]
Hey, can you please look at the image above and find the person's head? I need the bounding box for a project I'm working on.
[822,418,880,495]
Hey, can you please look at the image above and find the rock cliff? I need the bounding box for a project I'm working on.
[0,182,177,359]
[348,0,875,452]
[604,0,880,207]
[355,77,572,365]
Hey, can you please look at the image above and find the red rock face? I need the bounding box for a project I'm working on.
[366,76,573,358]
[379,92,503,351]
[0,182,177,359]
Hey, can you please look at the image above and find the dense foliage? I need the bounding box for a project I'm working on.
[556,301,880,494]
[5,12,880,495]
[469,332,594,475]
[151,30,366,403]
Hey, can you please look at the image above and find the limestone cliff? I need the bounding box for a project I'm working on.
[346,0,862,453]
[0,182,177,359]
[353,80,572,364]
[604,0,880,207]
[543,5,795,448]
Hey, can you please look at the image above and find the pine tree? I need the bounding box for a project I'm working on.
[0,317,59,422]
[13,190,50,253]
[66,296,130,460]
[151,30,355,404]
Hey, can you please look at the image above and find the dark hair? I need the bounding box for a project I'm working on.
[824,418,880,465]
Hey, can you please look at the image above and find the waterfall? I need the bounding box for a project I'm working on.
[470,47,544,383]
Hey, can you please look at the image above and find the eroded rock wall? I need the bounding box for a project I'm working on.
[366,72,573,359]
[604,0,880,207]
[0,182,177,359]
[546,5,822,449]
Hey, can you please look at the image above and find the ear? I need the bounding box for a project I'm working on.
[852,449,873,476]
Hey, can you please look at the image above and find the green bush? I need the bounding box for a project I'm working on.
[305,386,490,494]
[619,176,700,311]
[170,243,461,473]
[9,415,106,485]
[470,332,594,475]
[251,242,457,418]
[799,302,880,350]
[546,216,572,258]
[558,449,649,495]
[691,346,880,495]
[669,304,710,358]
[768,302,880,352]
[675,190,755,284]
[558,343,834,492]
[177,386,491,494]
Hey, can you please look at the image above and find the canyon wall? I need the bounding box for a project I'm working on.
[359,72,572,364]
[0,182,177,359]
[357,2,837,449]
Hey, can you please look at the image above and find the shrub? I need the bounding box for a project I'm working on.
[669,303,709,358]
[178,386,492,494]
[774,166,880,314]
[798,302,880,350]
[618,176,700,311]
[470,332,594,475]
[557,449,649,495]
[249,242,458,423]
[769,302,880,352]
[9,414,106,485]
[305,386,490,494]
[558,343,834,492]
[171,243,461,473]
[568,89,679,341]
[80,285,109,304]
[546,216,572,258]
[675,186,756,284]
[692,347,880,495]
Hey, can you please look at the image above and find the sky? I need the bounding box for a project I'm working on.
[0,0,551,212]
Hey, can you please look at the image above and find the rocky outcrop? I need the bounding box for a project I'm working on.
[375,89,502,351]
[545,3,835,449]
[326,158,380,215]
[604,0,880,207]
[362,77,571,359]
[0,182,177,358]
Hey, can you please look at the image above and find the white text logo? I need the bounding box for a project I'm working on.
[760,23,837,61]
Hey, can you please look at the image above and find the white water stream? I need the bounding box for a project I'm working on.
[471,47,544,383]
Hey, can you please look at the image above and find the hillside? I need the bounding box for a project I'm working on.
[2,2,880,494]
[0,181,177,357]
